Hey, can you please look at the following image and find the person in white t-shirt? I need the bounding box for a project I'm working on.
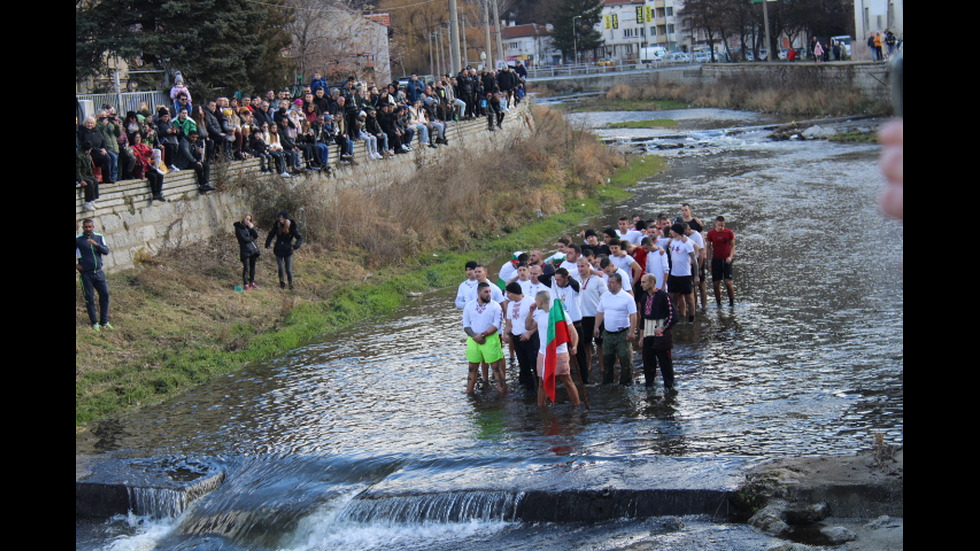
[642,237,669,293]
[594,272,637,385]
[684,223,707,312]
[503,282,539,394]
[526,290,581,407]
[608,238,643,287]
[600,257,634,296]
[576,256,607,382]
[617,216,645,246]
[454,260,480,309]
[668,223,698,322]
[462,282,506,395]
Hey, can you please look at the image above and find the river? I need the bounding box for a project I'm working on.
[76,107,903,550]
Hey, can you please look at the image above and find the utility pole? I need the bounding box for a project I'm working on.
[572,15,582,65]
[461,12,469,68]
[491,0,503,67]
[483,0,492,70]
[449,0,461,73]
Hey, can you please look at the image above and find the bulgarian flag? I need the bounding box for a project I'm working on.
[543,298,571,403]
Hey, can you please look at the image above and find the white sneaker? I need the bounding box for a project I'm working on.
[279,172,291,178]
[84,201,96,211]
[169,165,180,172]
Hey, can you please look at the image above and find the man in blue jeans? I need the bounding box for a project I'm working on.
[76,218,111,330]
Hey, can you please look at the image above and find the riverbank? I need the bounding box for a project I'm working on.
[75,105,668,427]
[556,77,891,118]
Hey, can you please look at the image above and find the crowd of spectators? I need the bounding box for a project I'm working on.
[76,66,528,211]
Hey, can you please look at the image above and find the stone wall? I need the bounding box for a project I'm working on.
[532,62,891,100]
[76,103,534,272]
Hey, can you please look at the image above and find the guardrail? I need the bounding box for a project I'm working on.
[526,59,693,79]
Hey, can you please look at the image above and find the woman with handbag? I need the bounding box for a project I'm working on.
[637,273,676,390]
[234,213,261,290]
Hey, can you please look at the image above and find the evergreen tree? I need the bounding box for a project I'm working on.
[548,0,604,62]
[76,0,293,98]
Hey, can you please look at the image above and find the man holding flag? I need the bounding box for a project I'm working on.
[526,290,582,408]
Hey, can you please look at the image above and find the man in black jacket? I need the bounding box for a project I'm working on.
[636,273,675,390]
[76,218,112,330]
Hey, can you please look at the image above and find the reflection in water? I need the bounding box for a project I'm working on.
[77,110,902,551]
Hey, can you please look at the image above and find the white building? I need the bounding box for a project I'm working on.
[595,0,684,62]
[501,23,562,67]
[853,0,903,59]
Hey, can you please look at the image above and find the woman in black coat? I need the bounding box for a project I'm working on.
[234,213,261,289]
[265,210,303,289]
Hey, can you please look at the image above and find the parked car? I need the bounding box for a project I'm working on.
[639,46,668,63]
[664,52,693,63]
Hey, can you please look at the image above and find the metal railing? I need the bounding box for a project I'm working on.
[76,91,170,120]
[525,59,693,79]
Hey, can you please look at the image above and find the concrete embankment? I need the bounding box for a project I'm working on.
[75,103,533,273]
[531,62,891,102]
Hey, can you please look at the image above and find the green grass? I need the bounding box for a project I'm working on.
[560,98,690,112]
[607,119,679,129]
[75,148,665,426]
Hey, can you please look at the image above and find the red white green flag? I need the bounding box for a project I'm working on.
[544,298,570,403]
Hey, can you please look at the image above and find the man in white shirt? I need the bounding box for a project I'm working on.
[503,282,539,394]
[684,223,707,312]
[462,282,506,395]
[454,260,479,309]
[668,223,698,322]
[617,216,645,246]
[608,239,643,287]
[577,257,607,384]
[594,273,637,385]
[600,257,634,296]
[642,237,669,293]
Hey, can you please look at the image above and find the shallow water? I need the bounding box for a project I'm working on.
[77,109,903,550]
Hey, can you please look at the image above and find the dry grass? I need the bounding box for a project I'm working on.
[76,103,625,421]
[605,71,888,117]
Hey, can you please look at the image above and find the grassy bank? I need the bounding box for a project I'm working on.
[563,76,890,117]
[76,105,667,427]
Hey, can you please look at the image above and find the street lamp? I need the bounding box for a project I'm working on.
[572,15,582,65]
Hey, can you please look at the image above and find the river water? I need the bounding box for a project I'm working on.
[76,108,903,550]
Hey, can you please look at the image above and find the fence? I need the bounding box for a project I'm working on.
[76,91,170,120]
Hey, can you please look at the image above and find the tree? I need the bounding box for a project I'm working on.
[76,0,294,98]
[678,0,724,62]
[547,0,603,62]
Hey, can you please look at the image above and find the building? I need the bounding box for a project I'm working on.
[501,23,562,67]
[595,0,684,61]
[853,0,903,60]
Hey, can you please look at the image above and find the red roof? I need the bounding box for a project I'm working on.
[365,12,391,27]
[501,23,551,39]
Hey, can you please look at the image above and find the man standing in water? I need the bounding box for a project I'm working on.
[594,273,637,385]
[526,290,581,407]
[668,223,698,322]
[705,216,736,306]
[462,282,507,395]
[454,260,480,309]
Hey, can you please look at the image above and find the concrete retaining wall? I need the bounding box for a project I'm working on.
[76,103,534,272]
[531,62,890,100]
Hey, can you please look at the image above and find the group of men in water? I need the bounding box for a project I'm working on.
[455,204,737,405]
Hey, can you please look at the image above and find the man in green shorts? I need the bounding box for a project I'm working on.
[462,282,507,395]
